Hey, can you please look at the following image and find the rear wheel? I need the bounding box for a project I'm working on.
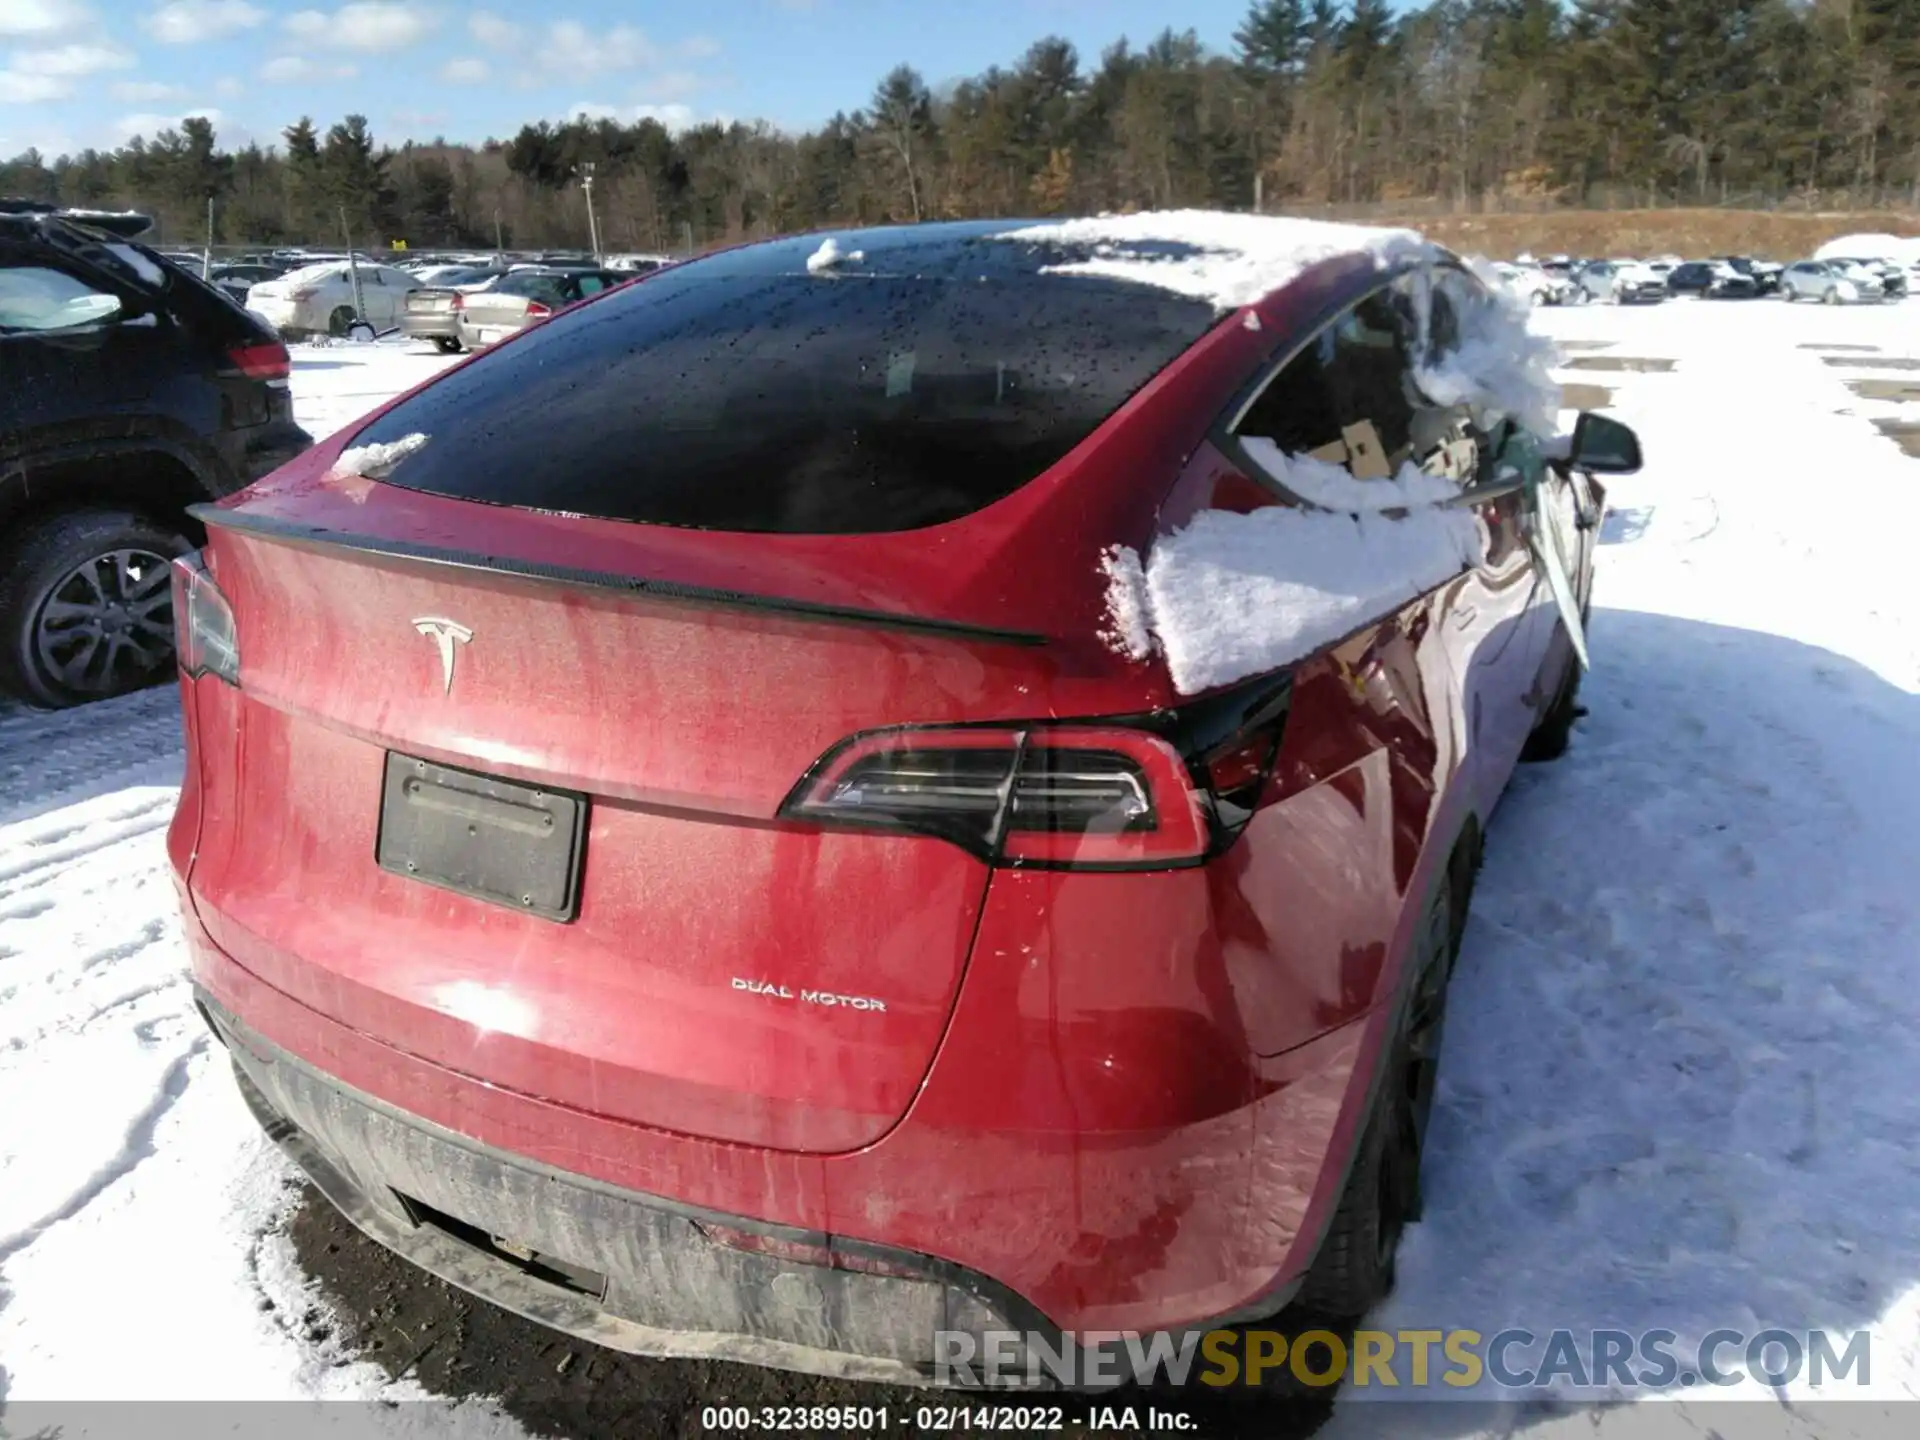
[1521,653,1583,762]
[1295,869,1457,1319]
[432,336,463,354]
[327,305,359,337]
[0,510,193,708]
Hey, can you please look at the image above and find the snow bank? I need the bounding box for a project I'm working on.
[1814,232,1920,265]
[1110,505,1485,696]
[995,210,1429,312]
[332,431,428,479]
[1418,257,1562,438]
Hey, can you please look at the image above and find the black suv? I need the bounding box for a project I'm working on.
[1,200,311,707]
[1667,260,1760,299]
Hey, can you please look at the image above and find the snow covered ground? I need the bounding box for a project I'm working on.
[3,307,1919,1434]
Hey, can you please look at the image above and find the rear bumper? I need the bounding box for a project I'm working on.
[399,312,458,340]
[200,988,1041,1387]
[177,872,1375,1346]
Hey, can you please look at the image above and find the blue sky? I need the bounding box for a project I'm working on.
[0,0,1417,161]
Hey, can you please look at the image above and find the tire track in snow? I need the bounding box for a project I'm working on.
[0,802,176,891]
[0,1034,209,1272]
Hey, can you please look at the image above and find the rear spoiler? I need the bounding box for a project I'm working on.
[188,505,1049,649]
[1,198,155,237]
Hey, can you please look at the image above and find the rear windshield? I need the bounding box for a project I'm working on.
[350,224,1222,534]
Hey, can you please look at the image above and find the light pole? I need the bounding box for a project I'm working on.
[579,162,601,263]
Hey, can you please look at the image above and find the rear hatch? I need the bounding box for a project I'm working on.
[183,224,1230,1154]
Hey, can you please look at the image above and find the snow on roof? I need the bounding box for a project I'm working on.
[994,209,1430,311]
[275,261,345,284]
[805,236,864,273]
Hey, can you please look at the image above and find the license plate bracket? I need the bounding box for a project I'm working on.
[377,754,586,922]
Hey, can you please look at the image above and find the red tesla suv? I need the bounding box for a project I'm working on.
[168,218,1638,1385]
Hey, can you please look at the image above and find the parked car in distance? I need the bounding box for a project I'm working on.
[1713,255,1783,295]
[0,199,309,705]
[1492,260,1574,306]
[206,261,288,306]
[1824,256,1906,298]
[1783,259,1887,304]
[172,215,1642,1386]
[244,260,421,339]
[605,252,674,274]
[401,267,512,353]
[1577,258,1667,304]
[453,267,625,349]
[1667,260,1759,298]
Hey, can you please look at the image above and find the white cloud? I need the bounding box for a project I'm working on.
[439,55,488,83]
[678,35,720,59]
[468,10,519,50]
[634,102,701,131]
[260,54,358,82]
[111,79,187,101]
[567,100,711,135]
[15,41,136,75]
[213,74,242,96]
[0,0,90,38]
[115,105,224,140]
[642,70,702,101]
[143,1,264,44]
[546,20,654,76]
[0,71,70,103]
[388,106,444,132]
[285,2,437,52]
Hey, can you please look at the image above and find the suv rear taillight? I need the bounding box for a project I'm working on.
[524,301,552,319]
[170,553,239,686]
[782,673,1292,870]
[226,341,290,381]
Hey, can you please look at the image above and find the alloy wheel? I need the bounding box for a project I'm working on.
[31,547,177,699]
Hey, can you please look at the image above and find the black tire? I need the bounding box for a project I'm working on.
[1521,654,1583,762]
[327,305,358,337]
[347,320,377,343]
[0,509,193,708]
[432,335,463,354]
[1295,869,1457,1320]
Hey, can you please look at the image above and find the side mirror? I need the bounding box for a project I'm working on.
[1568,412,1642,475]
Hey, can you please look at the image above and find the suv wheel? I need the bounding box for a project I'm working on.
[0,510,193,708]
[1294,868,1457,1319]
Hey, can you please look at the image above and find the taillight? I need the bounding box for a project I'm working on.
[783,725,1209,869]
[524,301,552,318]
[170,553,239,686]
[226,341,289,381]
[450,293,465,311]
[782,674,1293,870]
[290,287,317,302]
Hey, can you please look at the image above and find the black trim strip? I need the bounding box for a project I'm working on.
[189,503,1048,648]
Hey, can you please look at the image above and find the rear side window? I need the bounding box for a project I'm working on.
[1235,284,1422,458]
[351,228,1222,534]
[0,263,123,331]
[1233,271,1479,490]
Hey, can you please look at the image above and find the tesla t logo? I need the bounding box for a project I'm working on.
[412,617,473,694]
